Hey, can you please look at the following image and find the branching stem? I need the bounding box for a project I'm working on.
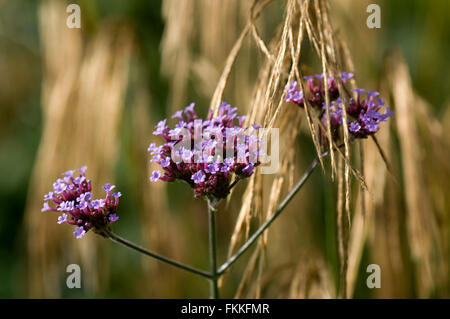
[104,229,212,279]
[104,146,339,297]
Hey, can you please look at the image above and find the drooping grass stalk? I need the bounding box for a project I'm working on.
[104,229,212,279]
[207,200,219,298]
[217,150,327,275]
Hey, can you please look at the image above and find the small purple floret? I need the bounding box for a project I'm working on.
[192,171,206,184]
[58,213,68,224]
[108,213,119,222]
[74,226,86,239]
[150,170,161,182]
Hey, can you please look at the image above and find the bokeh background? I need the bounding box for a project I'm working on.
[0,0,449,298]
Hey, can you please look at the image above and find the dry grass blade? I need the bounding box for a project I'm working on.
[210,0,275,115]
[336,157,348,298]
[288,257,334,298]
[161,0,194,114]
[234,248,261,298]
[387,50,445,297]
[314,0,335,179]
[251,23,274,63]
[209,23,251,115]
[227,174,256,259]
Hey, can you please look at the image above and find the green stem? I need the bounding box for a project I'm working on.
[207,200,219,299]
[217,150,327,275]
[104,229,212,279]
[105,144,338,295]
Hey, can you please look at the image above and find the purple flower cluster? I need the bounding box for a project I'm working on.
[41,166,121,239]
[149,102,263,200]
[285,73,393,140]
[345,89,394,138]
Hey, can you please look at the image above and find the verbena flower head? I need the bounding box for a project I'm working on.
[41,166,120,239]
[285,72,393,141]
[149,102,263,201]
